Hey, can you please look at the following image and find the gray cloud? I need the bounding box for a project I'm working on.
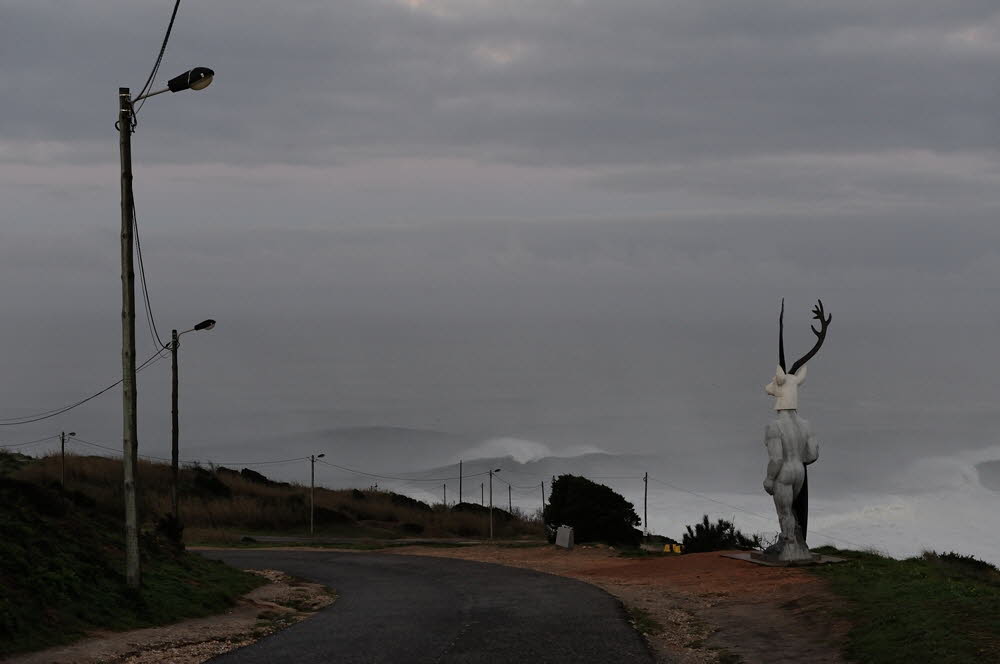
[2,1,1000,506]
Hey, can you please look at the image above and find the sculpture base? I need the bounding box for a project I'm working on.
[722,551,846,567]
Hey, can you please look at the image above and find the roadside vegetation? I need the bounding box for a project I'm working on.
[544,474,642,545]
[681,515,761,553]
[809,546,1000,664]
[0,467,264,658]
[10,452,543,545]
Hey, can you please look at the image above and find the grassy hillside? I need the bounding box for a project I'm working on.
[0,468,264,657]
[11,453,542,544]
[810,546,1000,664]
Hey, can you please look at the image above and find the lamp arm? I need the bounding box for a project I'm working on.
[132,87,170,103]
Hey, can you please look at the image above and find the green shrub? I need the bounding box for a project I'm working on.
[388,492,432,512]
[543,475,641,546]
[681,515,761,553]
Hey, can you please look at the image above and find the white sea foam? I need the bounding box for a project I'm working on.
[457,437,606,464]
[419,443,1000,565]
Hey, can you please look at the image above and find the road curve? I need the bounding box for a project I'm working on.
[202,550,654,663]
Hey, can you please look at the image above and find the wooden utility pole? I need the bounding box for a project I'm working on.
[443,483,447,506]
[119,87,140,589]
[489,470,494,540]
[60,432,67,489]
[171,329,179,519]
[310,455,318,536]
[459,459,462,503]
[480,482,484,506]
[643,472,648,537]
[508,484,511,513]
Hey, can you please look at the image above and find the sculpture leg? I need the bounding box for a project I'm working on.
[772,483,796,545]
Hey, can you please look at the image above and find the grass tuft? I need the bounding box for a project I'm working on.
[625,605,664,636]
[809,546,1000,664]
[0,471,263,657]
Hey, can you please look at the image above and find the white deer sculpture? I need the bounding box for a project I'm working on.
[762,299,831,562]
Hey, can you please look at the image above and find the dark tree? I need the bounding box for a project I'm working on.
[543,474,641,546]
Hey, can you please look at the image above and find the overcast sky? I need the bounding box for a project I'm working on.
[3,1,1000,494]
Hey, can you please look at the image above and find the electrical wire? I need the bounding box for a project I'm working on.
[70,437,309,468]
[0,350,168,426]
[491,475,542,491]
[316,458,490,483]
[0,434,60,449]
[132,199,168,352]
[647,475,868,550]
[134,0,182,118]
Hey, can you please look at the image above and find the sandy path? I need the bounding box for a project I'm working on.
[388,545,849,664]
[5,570,335,664]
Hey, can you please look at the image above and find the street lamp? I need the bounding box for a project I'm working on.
[310,454,326,537]
[60,431,76,489]
[489,468,501,541]
[170,319,217,522]
[132,67,215,102]
[118,68,215,588]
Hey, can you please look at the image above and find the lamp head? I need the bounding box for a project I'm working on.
[194,319,216,331]
[317,454,326,459]
[167,67,215,93]
[68,432,76,437]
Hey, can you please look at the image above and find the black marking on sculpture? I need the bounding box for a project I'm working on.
[792,466,808,540]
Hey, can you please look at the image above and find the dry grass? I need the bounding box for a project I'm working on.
[14,454,543,543]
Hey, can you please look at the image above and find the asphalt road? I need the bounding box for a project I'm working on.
[202,550,654,663]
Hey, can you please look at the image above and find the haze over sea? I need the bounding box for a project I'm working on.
[5,1,1000,570]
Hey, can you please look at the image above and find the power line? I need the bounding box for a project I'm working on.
[316,458,490,483]
[647,475,868,550]
[69,436,309,467]
[0,350,168,426]
[133,201,168,352]
[0,434,60,449]
[491,475,541,491]
[133,0,182,118]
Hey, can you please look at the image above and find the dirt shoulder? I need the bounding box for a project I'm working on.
[5,570,335,664]
[388,544,850,664]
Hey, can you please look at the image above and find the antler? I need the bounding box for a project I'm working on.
[788,299,832,375]
[778,298,786,372]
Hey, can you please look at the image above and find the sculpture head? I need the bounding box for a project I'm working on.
[767,298,831,411]
[766,365,806,410]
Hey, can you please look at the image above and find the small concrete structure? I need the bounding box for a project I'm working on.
[555,525,574,549]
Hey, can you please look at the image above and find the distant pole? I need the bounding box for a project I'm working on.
[540,481,545,536]
[443,483,447,506]
[171,329,179,519]
[309,453,326,536]
[481,482,484,506]
[459,459,463,503]
[489,470,494,540]
[643,472,648,537]
[60,432,67,489]
[508,484,512,513]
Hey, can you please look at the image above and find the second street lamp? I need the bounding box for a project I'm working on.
[310,454,326,537]
[489,468,501,541]
[170,319,217,524]
[118,68,215,587]
[60,431,76,490]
